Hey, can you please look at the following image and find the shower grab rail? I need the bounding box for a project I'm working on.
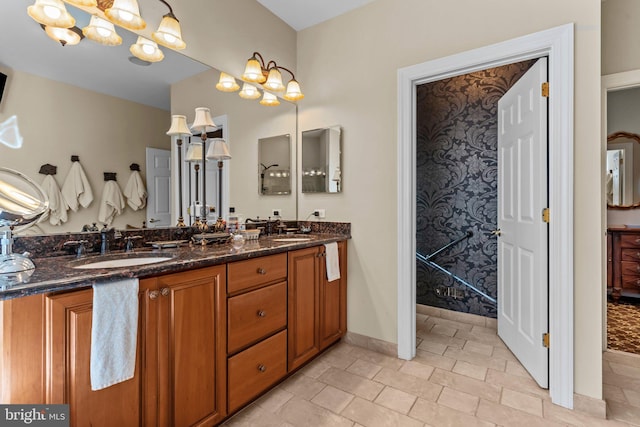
[416,231,497,305]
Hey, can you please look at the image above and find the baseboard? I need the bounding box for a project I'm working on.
[573,393,607,419]
[416,303,497,330]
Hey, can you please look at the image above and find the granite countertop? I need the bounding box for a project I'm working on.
[0,233,349,301]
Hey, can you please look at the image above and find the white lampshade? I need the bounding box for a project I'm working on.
[264,68,285,92]
[166,115,192,136]
[185,142,203,162]
[43,25,83,46]
[216,72,240,92]
[27,0,75,28]
[283,79,304,101]
[242,57,266,83]
[259,92,280,107]
[206,138,231,160]
[105,0,146,31]
[130,36,164,63]
[152,13,186,50]
[83,15,122,46]
[238,83,261,100]
[191,107,217,133]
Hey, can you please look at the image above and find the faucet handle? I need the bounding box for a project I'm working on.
[124,235,143,252]
[63,239,89,258]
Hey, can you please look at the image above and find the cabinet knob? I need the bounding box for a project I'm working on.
[257,310,266,317]
[258,364,267,373]
[257,268,266,275]
[636,238,640,244]
[636,266,640,273]
[160,287,170,297]
[149,290,159,300]
[636,279,640,286]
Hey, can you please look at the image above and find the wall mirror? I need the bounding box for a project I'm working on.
[301,126,342,193]
[607,131,640,209]
[258,134,291,195]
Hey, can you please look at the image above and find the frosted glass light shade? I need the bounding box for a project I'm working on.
[238,83,261,100]
[105,0,146,31]
[283,79,304,101]
[166,115,192,136]
[130,36,164,63]
[27,0,75,28]
[64,0,97,6]
[83,16,122,46]
[152,14,186,50]
[259,92,280,107]
[185,142,203,162]
[206,139,231,160]
[242,58,266,83]
[216,73,240,92]
[191,107,216,133]
[44,25,83,46]
[264,68,285,92]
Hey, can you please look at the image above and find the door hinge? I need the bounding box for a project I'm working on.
[541,82,549,98]
[542,208,550,223]
[542,332,550,348]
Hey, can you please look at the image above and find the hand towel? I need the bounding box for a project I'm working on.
[324,242,341,282]
[91,279,139,391]
[123,170,147,211]
[98,181,125,225]
[62,162,94,211]
[41,175,67,226]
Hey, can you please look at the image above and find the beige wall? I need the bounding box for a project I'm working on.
[602,0,640,75]
[0,68,169,234]
[295,0,602,399]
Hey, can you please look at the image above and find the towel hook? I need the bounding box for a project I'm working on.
[38,164,57,175]
[71,155,80,162]
[103,172,117,182]
[129,163,141,171]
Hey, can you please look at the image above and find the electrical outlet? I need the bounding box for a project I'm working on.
[314,209,326,219]
[272,209,281,217]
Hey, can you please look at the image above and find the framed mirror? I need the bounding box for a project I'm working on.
[301,126,342,193]
[607,131,640,209]
[258,134,291,195]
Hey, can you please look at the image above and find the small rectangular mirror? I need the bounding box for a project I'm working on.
[302,126,342,193]
[258,134,291,195]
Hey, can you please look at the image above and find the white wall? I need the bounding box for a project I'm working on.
[602,0,640,75]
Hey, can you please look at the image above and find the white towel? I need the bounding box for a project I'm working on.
[62,162,94,211]
[91,279,139,391]
[41,175,68,226]
[123,171,147,211]
[98,181,125,225]
[324,242,341,282]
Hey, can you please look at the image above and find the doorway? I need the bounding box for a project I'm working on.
[398,24,574,408]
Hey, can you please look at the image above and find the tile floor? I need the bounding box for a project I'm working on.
[224,313,637,426]
[604,350,640,425]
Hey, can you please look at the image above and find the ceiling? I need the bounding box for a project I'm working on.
[257,0,375,31]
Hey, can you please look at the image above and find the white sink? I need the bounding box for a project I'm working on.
[69,253,175,269]
[271,238,313,242]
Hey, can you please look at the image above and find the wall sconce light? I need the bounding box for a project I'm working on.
[152,0,186,50]
[130,36,164,63]
[238,83,261,100]
[83,15,122,46]
[260,92,280,107]
[216,72,241,92]
[28,0,75,28]
[166,115,192,227]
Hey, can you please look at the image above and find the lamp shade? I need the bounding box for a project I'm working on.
[43,25,83,46]
[105,0,146,31]
[64,0,97,6]
[152,13,186,50]
[27,0,75,28]
[206,138,231,160]
[259,92,280,107]
[185,142,203,162]
[83,15,122,46]
[242,57,266,83]
[216,73,240,92]
[166,115,192,136]
[283,79,304,101]
[238,83,261,100]
[191,107,217,133]
[264,68,285,92]
[130,36,164,63]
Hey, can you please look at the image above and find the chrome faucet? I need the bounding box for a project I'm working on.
[63,240,89,258]
[124,235,143,252]
[100,227,109,255]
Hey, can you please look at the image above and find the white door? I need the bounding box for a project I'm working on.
[146,147,171,227]
[497,58,549,388]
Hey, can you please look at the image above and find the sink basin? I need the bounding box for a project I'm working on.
[68,252,175,269]
[271,237,313,242]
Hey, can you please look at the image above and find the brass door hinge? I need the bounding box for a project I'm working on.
[542,208,550,223]
[541,82,549,98]
[543,332,550,348]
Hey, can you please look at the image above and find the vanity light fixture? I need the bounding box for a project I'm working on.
[166,115,192,227]
[27,0,75,28]
[152,0,186,50]
[206,138,232,233]
[185,141,203,227]
[216,73,241,92]
[64,0,97,7]
[238,83,261,100]
[130,36,164,63]
[191,107,218,231]
[42,24,84,46]
[105,0,146,31]
[83,15,122,46]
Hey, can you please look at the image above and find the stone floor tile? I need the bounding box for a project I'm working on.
[342,397,423,427]
[491,347,518,362]
[439,309,486,327]
[485,317,497,330]
[429,368,501,402]
[603,370,640,391]
[485,369,550,400]
[610,362,640,380]
[462,340,494,357]
[606,399,640,426]
[452,360,488,381]
[604,383,628,404]
[443,347,506,371]
[417,340,448,355]
[319,349,358,370]
[276,397,355,427]
[311,385,355,414]
[374,386,418,414]
[429,316,475,332]
[604,350,640,368]
[255,387,294,413]
[415,330,466,349]
[347,358,383,379]
[476,399,563,427]
[430,324,458,337]
[398,360,435,381]
[280,372,326,400]
[504,360,533,379]
[301,359,333,379]
[416,313,429,324]
[544,399,632,427]
[222,404,296,427]
[373,368,442,401]
[623,388,640,408]
[410,398,495,427]
[349,346,406,370]
[414,349,456,371]
[318,367,385,401]
[500,388,543,417]
[452,329,507,349]
[436,387,479,415]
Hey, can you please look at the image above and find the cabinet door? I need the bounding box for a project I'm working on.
[319,241,348,350]
[155,266,227,427]
[288,247,321,371]
[46,288,144,427]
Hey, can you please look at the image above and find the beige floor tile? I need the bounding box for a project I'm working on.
[223,404,295,427]
[430,324,458,337]
[318,367,385,401]
[500,388,543,417]
[437,387,479,415]
[485,317,497,330]
[410,398,495,427]
[603,370,640,391]
[255,387,294,413]
[604,383,628,404]
[452,360,488,381]
[430,368,501,402]
[280,372,326,400]
[276,397,355,427]
[342,397,423,427]
[349,346,406,370]
[374,387,418,414]
[463,340,494,356]
[443,348,506,371]
[374,368,442,401]
[301,359,333,379]
[319,349,359,370]
[470,325,501,336]
[347,359,383,379]
[453,329,506,348]
[504,360,533,379]
[476,399,563,427]
[417,340,448,355]
[607,399,640,426]
[605,350,640,368]
[439,309,487,327]
[623,388,640,408]
[610,362,640,380]
[544,399,632,427]
[416,313,429,324]
[430,316,476,332]
[415,330,466,349]
[311,385,355,414]
[491,347,518,362]
[485,369,550,400]
[399,360,435,381]
[414,349,457,371]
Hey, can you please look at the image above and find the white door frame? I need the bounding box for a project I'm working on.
[397,24,574,408]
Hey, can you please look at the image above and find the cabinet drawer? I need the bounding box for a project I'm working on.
[620,234,640,248]
[228,253,287,294]
[622,276,640,290]
[228,330,287,413]
[621,261,640,276]
[228,281,287,353]
[622,249,640,262]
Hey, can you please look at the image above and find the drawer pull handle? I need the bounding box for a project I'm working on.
[258,364,267,373]
[257,310,266,317]
[160,287,170,297]
[257,268,267,275]
[149,290,159,300]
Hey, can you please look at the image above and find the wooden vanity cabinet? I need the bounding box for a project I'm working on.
[608,228,640,301]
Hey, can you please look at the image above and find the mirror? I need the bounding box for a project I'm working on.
[606,131,640,208]
[258,134,291,195]
[301,126,342,193]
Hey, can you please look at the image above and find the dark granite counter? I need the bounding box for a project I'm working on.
[0,233,349,301]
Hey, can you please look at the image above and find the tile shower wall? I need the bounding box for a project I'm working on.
[416,60,536,318]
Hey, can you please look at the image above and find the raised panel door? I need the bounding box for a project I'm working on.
[319,241,347,350]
